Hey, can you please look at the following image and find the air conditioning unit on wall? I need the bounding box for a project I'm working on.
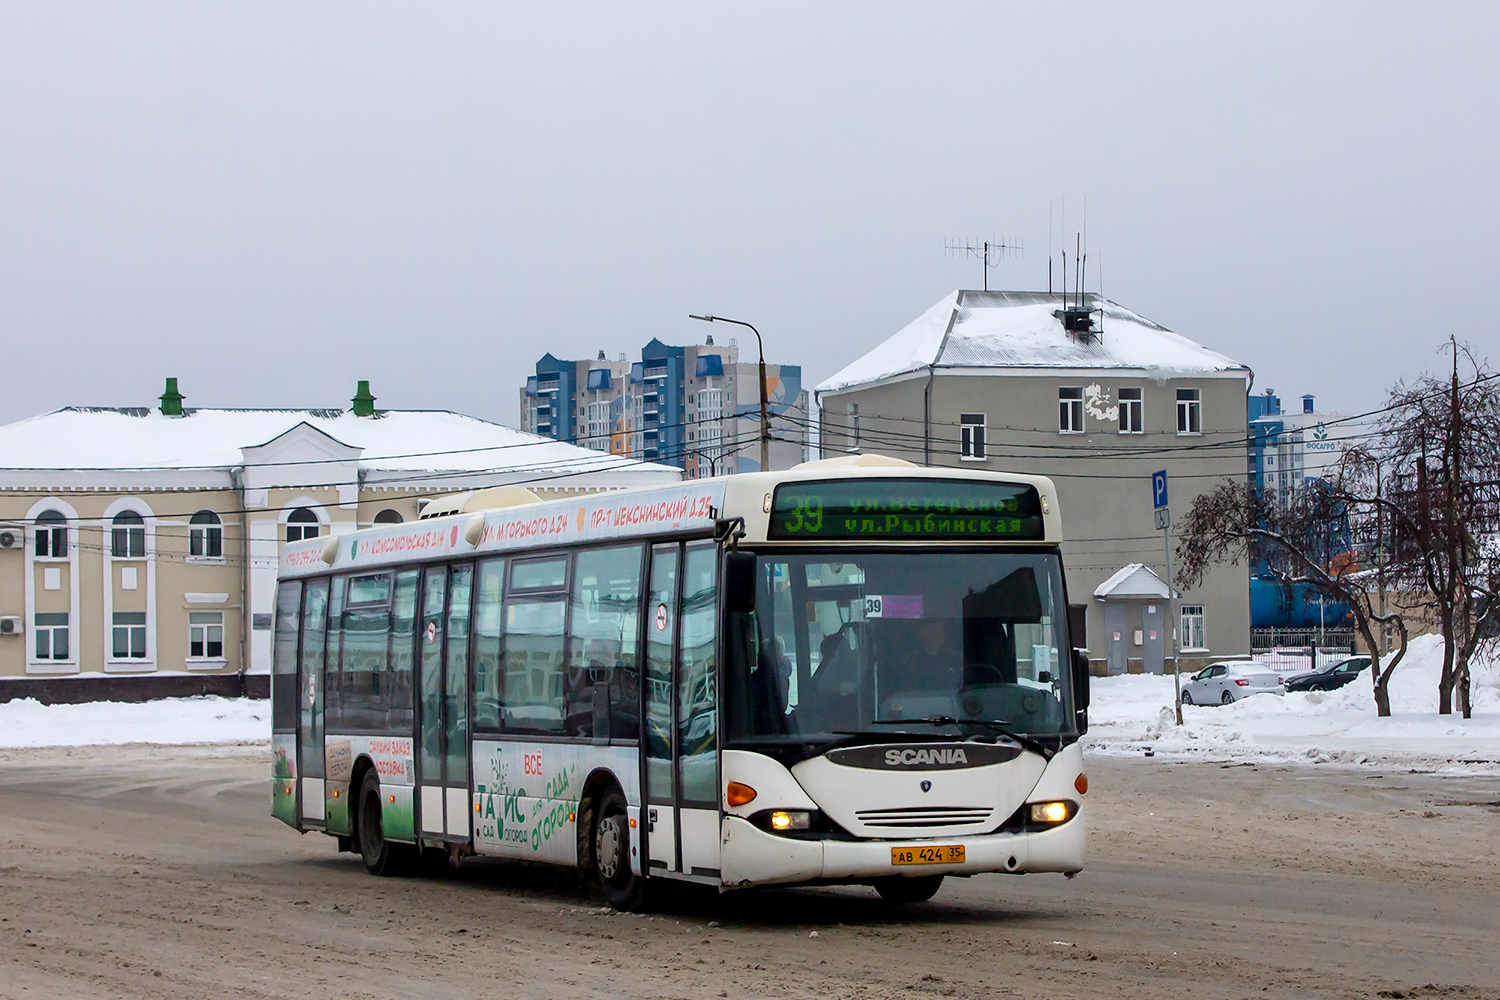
[0,616,22,636]
[0,526,23,549]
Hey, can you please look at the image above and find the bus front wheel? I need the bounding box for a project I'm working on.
[592,785,644,911]
[873,875,944,904]
[357,770,413,877]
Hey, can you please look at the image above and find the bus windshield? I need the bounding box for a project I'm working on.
[726,550,1076,747]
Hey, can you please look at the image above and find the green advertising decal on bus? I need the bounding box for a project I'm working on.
[768,478,1045,541]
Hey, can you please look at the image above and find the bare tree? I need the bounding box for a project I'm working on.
[1377,342,1500,718]
[1176,459,1410,716]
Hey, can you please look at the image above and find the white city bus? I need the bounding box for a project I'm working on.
[271,455,1089,908]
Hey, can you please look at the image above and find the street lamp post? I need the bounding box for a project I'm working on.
[689,313,770,473]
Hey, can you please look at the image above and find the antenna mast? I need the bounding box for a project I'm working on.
[945,237,1023,292]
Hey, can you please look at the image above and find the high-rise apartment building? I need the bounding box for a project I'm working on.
[521,336,809,477]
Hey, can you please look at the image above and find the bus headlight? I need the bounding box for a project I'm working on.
[1028,801,1074,825]
[769,810,812,831]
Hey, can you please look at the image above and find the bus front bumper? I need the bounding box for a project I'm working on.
[718,813,1085,888]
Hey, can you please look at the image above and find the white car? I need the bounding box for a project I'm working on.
[1180,661,1284,705]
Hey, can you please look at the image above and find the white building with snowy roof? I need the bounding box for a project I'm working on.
[0,379,680,701]
[816,290,1253,675]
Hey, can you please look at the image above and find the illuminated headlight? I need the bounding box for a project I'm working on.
[1028,801,1073,824]
[769,810,812,831]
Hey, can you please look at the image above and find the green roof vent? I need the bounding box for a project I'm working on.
[159,377,185,416]
[351,380,377,417]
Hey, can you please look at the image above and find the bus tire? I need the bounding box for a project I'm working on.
[873,875,944,904]
[357,770,413,877]
[592,785,644,911]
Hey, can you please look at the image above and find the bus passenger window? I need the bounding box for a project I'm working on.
[388,570,419,733]
[343,573,392,731]
[473,559,506,731]
[568,545,643,742]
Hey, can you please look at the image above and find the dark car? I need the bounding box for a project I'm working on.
[1284,655,1372,692]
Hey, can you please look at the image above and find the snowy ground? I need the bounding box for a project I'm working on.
[1086,634,1500,773]
[3,635,1498,774]
[0,696,268,748]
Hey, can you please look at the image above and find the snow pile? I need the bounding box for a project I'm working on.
[0,696,269,748]
[1086,634,1500,772]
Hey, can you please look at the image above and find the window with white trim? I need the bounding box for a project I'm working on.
[112,611,147,659]
[1119,387,1143,433]
[189,611,225,659]
[1059,387,1084,433]
[374,509,404,525]
[34,612,68,660]
[190,510,222,558]
[34,510,67,558]
[111,511,145,558]
[1177,387,1202,434]
[847,402,860,452]
[285,508,320,543]
[960,413,986,459]
[1181,604,1206,650]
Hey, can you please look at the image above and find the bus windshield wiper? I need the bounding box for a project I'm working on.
[792,730,934,764]
[870,717,1053,759]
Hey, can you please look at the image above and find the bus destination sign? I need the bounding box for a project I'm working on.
[768,478,1045,541]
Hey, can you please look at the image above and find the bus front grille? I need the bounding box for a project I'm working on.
[855,806,994,828]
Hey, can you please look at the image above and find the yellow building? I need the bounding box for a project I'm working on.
[0,380,680,702]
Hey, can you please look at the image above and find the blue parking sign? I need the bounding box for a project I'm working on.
[1152,470,1168,510]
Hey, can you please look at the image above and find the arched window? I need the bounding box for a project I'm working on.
[190,510,223,558]
[373,508,404,525]
[111,510,146,558]
[286,507,320,543]
[34,510,67,558]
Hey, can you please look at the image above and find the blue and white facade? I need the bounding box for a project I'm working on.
[522,338,810,478]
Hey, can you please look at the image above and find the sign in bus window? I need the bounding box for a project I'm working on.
[768,479,1044,541]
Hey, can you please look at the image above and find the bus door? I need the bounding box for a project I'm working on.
[297,578,329,826]
[643,541,722,879]
[417,563,474,841]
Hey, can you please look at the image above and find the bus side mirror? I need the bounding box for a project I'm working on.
[1072,648,1090,733]
[724,551,756,614]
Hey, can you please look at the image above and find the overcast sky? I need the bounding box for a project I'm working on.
[3,3,1497,429]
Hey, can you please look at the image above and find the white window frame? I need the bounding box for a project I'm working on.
[1119,387,1143,434]
[285,508,321,543]
[33,612,69,660]
[188,510,224,562]
[960,412,987,460]
[189,611,226,662]
[1180,604,1206,651]
[1177,387,1202,435]
[110,511,146,559]
[111,611,148,660]
[1059,387,1084,434]
[33,510,69,560]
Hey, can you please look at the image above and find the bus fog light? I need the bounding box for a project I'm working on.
[769,810,811,831]
[1029,801,1071,824]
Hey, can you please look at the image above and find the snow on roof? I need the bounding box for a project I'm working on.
[0,407,677,476]
[817,290,1250,393]
[1093,562,1176,600]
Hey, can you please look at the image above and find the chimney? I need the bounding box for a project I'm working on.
[597,350,606,361]
[705,332,714,346]
[352,380,377,417]
[1302,394,1315,414]
[159,377,185,416]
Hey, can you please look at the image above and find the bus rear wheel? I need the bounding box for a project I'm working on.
[592,786,644,911]
[357,770,414,877]
[873,875,944,904]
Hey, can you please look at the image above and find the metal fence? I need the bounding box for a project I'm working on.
[1250,628,1360,674]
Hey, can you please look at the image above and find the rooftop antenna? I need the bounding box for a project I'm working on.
[945,237,1023,292]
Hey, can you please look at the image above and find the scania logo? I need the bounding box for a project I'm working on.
[885,747,968,767]
[824,742,1022,771]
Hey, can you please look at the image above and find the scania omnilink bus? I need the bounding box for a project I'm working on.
[271,455,1089,908]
